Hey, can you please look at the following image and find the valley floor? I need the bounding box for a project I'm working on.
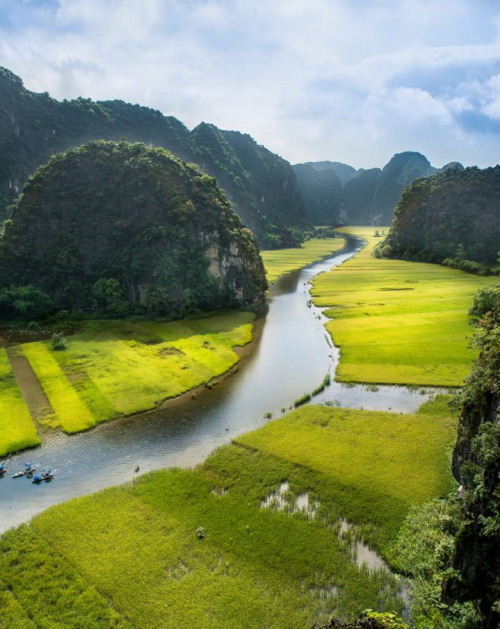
[0,397,455,629]
[261,236,345,283]
[311,227,498,386]
[1,231,487,627]
[0,235,346,457]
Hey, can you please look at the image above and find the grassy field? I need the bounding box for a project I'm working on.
[236,398,456,556]
[261,237,345,283]
[0,397,454,627]
[311,226,498,386]
[20,313,254,434]
[0,348,40,456]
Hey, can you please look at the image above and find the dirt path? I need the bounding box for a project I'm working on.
[6,346,54,421]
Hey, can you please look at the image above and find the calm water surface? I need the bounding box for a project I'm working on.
[0,237,438,532]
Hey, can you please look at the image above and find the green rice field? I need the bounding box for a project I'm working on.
[0,398,454,628]
[20,313,254,434]
[0,349,40,456]
[311,226,498,386]
[261,237,345,283]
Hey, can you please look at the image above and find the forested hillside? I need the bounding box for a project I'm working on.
[0,141,267,319]
[443,286,500,629]
[0,67,308,247]
[384,166,500,269]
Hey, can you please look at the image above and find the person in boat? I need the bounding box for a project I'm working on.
[0,464,6,473]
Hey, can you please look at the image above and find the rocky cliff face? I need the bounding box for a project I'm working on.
[0,141,267,317]
[0,67,308,247]
[385,166,500,266]
[443,288,500,628]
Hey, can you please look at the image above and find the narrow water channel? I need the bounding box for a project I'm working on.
[0,237,436,533]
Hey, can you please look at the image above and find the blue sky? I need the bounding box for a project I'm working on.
[1,0,500,169]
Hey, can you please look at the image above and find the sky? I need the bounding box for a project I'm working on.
[1,0,500,169]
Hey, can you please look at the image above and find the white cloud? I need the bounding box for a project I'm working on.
[0,0,499,168]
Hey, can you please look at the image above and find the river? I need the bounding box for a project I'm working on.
[0,236,437,533]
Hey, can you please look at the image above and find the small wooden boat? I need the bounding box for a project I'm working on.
[32,469,55,483]
[12,463,37,478]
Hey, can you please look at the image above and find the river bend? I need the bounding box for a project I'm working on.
[0,238,436,532]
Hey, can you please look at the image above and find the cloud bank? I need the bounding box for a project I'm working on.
[1,0,499,168]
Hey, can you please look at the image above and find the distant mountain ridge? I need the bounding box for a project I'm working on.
[294,152,439,225]
[0,67,308,247]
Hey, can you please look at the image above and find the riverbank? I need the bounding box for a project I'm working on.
[0,349,40,456]
[0,313,255,456]
[0,395,455,628]
[261,236,345,283]
[0,237,348,458]
[311,226,498,386]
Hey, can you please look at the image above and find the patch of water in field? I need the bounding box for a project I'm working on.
[0,237,440,534]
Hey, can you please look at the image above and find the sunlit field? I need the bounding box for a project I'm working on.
[261,237,345,283]
[0,349,40,456]
[311,227,498,386]
[21,313,254,434]
[0,397,454,628]
[236,397,456,557]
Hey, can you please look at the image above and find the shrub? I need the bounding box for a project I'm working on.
[51,332,68,351]
[196,526,206,540]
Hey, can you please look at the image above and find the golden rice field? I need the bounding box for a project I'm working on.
[20,313,254,435]
[0,349,40,456]
[311,226,498,387]
[261,237,345,283]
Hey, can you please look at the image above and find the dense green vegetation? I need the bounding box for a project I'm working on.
[0,348,40,456]
[17,313,253,435]
[444,285,500,628]
[391,286,500,629]
[191,123,309,247]
[311,227,498,386]
[0,140,266,318]
[294,152,436,226]
[316,611,409,628]
[0,66,309,247]
[261,236,345,283]
[0,395,455,627]
[384,165,500,270]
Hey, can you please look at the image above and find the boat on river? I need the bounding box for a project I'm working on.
[32,469,55,483]
[12,463,37,478]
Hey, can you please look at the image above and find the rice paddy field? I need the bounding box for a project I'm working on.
[0,349,40,456]
[311,226,498,387]
[261,237,345,283]
[17,312,254,436]
[0,396,455,628]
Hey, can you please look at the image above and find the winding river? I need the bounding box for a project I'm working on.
[0,237,436,533]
